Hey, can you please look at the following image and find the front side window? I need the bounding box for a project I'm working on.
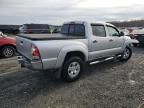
[91,25,106,37]
[107,26,120,37]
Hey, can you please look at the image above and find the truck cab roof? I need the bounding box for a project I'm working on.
[64,21,115,27]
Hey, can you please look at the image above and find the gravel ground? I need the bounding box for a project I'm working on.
[0,57,20,75]
[0,47,144,108]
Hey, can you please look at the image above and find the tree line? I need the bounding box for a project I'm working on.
[108,20,144,27]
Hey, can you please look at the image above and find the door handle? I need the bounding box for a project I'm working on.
[93,40,98,43]
[109,39,114,42]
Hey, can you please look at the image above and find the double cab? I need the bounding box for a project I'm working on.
[16,21,133,81]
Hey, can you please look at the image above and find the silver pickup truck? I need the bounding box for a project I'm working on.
[16,21,133,81]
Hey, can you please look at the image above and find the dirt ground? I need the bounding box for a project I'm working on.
[0,47,144,108]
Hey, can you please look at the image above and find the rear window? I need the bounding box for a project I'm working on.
[61,24,85,36]
[61,24,69,34]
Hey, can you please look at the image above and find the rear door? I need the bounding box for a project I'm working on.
[106,25,124,54]
[89,24,112,60]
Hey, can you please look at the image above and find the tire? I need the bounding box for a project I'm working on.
[61,56,84,82]
[119,47,132,62]
[1,46,15,58]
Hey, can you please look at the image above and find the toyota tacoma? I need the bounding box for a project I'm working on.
[16,21,133,81]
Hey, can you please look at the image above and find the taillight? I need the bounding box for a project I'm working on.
[31,44,40,60]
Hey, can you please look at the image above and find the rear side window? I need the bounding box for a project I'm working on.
[91,25,106,37]
[75,24,85,36]
[61,24,85,36]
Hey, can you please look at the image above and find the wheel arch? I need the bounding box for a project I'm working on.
[55,45,88,68]
[64,51,86,62]
[0,44,16,51]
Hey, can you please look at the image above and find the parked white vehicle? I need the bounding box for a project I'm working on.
[16,21,133,81]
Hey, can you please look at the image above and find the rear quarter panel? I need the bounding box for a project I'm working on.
[34,39,88,69]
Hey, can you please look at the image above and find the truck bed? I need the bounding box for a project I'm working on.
[16,34,85,41]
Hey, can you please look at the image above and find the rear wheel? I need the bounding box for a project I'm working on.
[61,56,84,82]
[119,47,132,62]
[1,46,15,58]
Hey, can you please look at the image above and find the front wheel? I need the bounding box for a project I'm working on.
[61,56,84,82]
[119,47,132,62]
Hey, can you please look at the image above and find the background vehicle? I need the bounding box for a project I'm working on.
[17,21,133,81]
[133,34,144,47]
[128,29,144,47]
[19,24,51,34]
[0,32,16,58]
[0,25,20,34]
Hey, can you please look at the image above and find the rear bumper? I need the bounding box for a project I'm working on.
[17,56,43,70]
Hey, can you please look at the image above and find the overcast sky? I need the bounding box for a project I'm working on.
[0,0,144,25]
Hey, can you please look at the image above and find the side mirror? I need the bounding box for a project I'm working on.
[119,32,124,36]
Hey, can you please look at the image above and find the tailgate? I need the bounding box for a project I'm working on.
[16,36,32,59]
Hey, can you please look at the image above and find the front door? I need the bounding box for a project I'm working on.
[106,25,124,55]
[89,24,112,60]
